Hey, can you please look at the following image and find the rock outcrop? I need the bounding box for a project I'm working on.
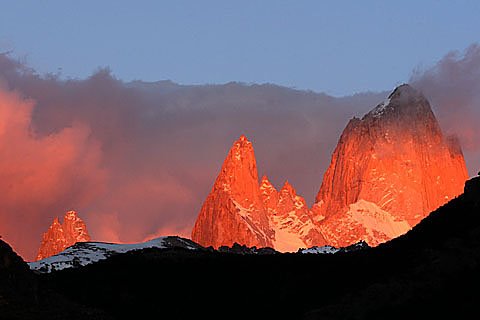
[36,210,90,261]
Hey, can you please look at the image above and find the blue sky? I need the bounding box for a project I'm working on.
[1,0,479,96]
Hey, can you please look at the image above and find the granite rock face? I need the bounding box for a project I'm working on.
[191,135,275,249]
[192,85,468,250]
[192,136,324,251]
[36,211,90,261]
[314,84,468,246]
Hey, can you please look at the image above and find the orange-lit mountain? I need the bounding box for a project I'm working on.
[191,135,274,248]
[192,84,468,250]
[191,135,325,251]
[36,210,90,261]
[313,84,468,246]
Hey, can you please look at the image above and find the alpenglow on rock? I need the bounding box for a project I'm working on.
[191,135,325,251]
[191,85,468,250]
[36,210,90,261]
[313,84,468,247]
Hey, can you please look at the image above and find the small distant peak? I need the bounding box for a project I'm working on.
[260,175,276,191]
[393,83,412,91]
[281,180,295,194]
[64,210,78,219]
[366,83,430,119]
[237,134,250,143]
[232,134,252,150]
[228,134,255,163]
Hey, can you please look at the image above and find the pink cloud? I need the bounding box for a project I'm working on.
[0,87,106,260]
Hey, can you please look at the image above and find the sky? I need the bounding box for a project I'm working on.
[0,1,479,96]
[0,1,479,260]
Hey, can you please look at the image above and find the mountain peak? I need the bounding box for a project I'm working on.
[36,211,90,261]
[225,135,254,164]
[193,136,274,249]
[280,180,295,195]
[52,217,61,226]
[64,210,78,220]
[388,83,418,98]
[315,83,468,247]
[234,134,251,148]
[365,84,433,121]
[238,134,249,142]
[260,175,276,192]
[213,134,259,199]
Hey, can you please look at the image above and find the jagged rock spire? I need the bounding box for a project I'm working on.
[192,135,326,251]
[36,210,90,261]
[192,135,274,249]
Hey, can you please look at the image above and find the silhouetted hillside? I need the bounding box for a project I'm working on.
[0,239,109,319]
[33,176,480,320]
[1,176,478,319]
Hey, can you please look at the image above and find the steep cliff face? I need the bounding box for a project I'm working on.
[191,135,274,248]
[192,136,325,251]
[36,211,90,261]
[314,84,468,247]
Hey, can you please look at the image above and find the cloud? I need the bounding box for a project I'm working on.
[0,45,477,261]
[411,44,480,174]
[0,54,382,261]
[0,86,105,259]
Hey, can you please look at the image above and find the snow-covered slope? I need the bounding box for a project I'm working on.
[319,200,411,247]
[29,236,200,273]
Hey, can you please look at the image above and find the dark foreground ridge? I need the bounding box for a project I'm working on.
[1,175,480,319]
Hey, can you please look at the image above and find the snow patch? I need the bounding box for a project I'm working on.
[232,199,253,219]
[271,213,307,253]
[231,199,267,239]
[348,200,410,239]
